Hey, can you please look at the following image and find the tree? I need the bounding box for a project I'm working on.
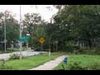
[0,11,19,51]
[23,13,46,48]
[53,5,100,49]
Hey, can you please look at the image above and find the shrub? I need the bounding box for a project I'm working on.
[68,62,87,70]
[7,48,14,53]
[64,62,100,70]
[74,48,100,55]
[9,53,23,60]
[66,45,80,53]
[0,64,12,70]
[0,60,12,70]
[88,62,100,70]
[94,49,100,55]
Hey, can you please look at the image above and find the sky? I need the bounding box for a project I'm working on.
[0,5,58,23]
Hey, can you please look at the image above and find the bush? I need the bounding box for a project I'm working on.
[77,48,100,55]
[9,53,23,60]
[7,48,14,52]
[62,62,100,70]
[88,62,100,70]
[0,60,12,70]
[68,62,87,70]
[94,49,100,55]
[66,45,80,53]
[0,64,12,70]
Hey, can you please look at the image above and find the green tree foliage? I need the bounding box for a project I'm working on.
[0,11,19,50]
[1,5,98,52]
[23,13,47,48]
[54,5,100,49]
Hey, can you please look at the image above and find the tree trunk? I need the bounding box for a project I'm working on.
[88,39,92,49]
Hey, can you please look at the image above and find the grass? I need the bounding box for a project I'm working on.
[54,54,100,70]
[0,52,65,70]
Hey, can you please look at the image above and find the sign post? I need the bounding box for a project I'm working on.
[38,36,45,51]
[26,34,30,49]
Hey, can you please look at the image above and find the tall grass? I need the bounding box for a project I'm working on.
[54,54,100,70]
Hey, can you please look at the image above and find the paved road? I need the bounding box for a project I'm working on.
[0,50,47,60]
[29,55,67,70]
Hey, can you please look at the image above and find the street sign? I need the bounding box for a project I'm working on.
[38,36,45,44]
[19,35,30,43]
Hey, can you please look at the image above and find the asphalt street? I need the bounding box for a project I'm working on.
[0,50,47,60]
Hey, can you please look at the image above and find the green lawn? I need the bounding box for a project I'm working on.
[54,54,100,70]
[0,52,65,70]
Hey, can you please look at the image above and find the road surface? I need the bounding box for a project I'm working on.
[0,50,47,60]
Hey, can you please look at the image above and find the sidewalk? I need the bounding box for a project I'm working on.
[29,55,67,70]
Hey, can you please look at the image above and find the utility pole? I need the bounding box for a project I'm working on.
[19,5,22,60]
[46,6,53,57]
[49,37,51,57]
[4,11,6,52]
[49,16,53,57]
